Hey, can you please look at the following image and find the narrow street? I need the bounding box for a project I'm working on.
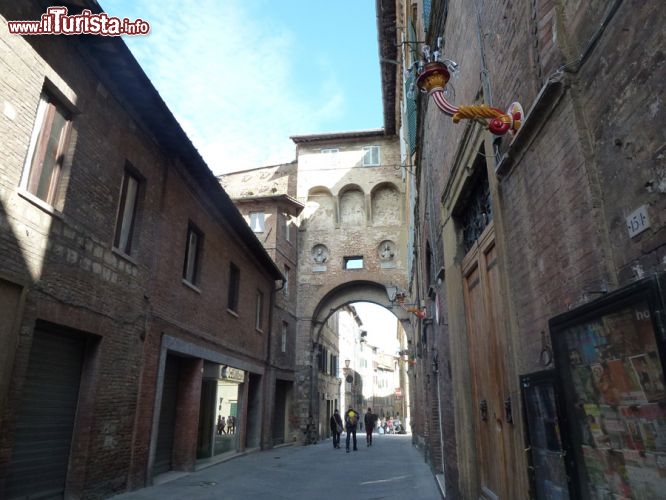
[111,434,442,500]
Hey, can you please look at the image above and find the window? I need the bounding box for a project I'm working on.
[362,145,380,166]
[330,355,338,377]
[344,256,364,269]
[316,344,323,372]
[255,290,264,331]
[282,264,290,297]
[114,167,142,255]
[283,214,291,242]
[228,263,240,312]
[183,223,203,285]
[21,91,72,205]
[249,212,265,232]
[281,322,288,352]
[321,148,339,154]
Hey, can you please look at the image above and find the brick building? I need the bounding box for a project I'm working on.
[219,162,304,445]
[221,130,411,442]
[290,130,409,439]
[0,2,283,498]
[380,0,666,498]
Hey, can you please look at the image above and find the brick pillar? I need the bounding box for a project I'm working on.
[172,358,202,471]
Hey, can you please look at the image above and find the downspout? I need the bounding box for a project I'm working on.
[267,279,285,366]
[307,320,324,444]
[262,278,283,449]
[559,0,624,75]
[433,339,446,487]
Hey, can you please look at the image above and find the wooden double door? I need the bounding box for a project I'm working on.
[462,223,515,499]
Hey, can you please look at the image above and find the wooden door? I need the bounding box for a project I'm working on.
[462,223,511,499]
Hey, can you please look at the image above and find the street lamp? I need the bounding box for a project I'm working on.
[385,284,426,319]
[386,284,405,305]
[386,284,398,303]
[344,359,352,388]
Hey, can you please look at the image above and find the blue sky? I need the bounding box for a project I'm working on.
[101,0,384,174]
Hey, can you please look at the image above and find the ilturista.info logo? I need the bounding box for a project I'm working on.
[7,6,150,36]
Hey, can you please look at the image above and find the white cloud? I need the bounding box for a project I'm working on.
[109,0,347,174]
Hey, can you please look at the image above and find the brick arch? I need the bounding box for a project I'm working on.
[305,279,413,419]
[336,183,365,196]
[369,181,400,196]
[304,186,335,230]
[338,184,365,226]
[311,280,411,333]
[370,182,401,225]
[308,185,333,196]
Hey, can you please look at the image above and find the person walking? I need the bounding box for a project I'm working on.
[364,407,376,446]
[344,406,360,453]
[330,409,343,449]
[217,415,226,435]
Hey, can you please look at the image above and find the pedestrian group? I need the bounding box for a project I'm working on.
[331,406,396,453]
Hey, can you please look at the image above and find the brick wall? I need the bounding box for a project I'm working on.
[413,0,666,497]
[1,3,280,497]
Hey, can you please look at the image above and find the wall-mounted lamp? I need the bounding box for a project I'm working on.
[344,359,351,369]
[385,284,426,319]
[410,40,523,136]
[385,284,400,303]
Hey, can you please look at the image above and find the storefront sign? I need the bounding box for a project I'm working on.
[220,365,245,382]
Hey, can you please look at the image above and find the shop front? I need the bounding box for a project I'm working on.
[523,275,666,498]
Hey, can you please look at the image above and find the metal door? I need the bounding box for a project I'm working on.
[6,327,86,499]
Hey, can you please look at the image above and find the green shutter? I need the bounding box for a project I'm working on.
[423,0,432,33]
[404,71,417,155]
[408,18,418,63]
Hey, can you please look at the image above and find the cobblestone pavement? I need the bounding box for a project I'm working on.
[111,433,442,500]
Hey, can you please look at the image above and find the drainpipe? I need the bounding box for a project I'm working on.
[307,320,324,444]
[262,278,283,449]
[431,340,446,484]
[559,0,624,75]
[267,279,285,366]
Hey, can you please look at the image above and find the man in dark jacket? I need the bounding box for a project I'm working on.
[330,409,343,449]
[364,407,376,446]
[344,406,360,452]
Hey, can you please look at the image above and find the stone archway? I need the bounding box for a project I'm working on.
[299,280,413,442]
[311,280,410,329]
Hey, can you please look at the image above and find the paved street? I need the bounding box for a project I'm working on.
[111,434,442,500]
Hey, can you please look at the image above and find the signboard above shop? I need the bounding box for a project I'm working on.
[203,363,246,382]
[221,366,245,382]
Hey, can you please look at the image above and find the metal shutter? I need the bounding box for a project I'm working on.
[6,328,86,500]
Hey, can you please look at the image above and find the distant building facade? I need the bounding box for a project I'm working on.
[221,130,410,441]
[220,162,304,444]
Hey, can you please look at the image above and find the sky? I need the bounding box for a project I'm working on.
[101,0,384,175]
[352,302,400,355]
